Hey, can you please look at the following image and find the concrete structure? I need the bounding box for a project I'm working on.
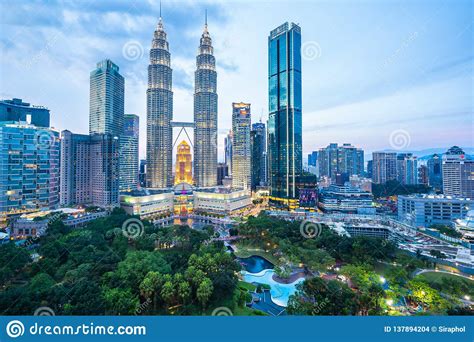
[194,18,218,187]
[60,130,119,208]
[267,22,302,208]
[194,188,251,215]
[0,122,59,218]
[372,152,397,184]
[120,114,139,191]
[455,210,474,248]
[232,102,251,190]
[0,98,50,128]
[396,153,418,185]
[343,223,391,239]
[318,184,374,213]
[120,189,174,219]
[146,17,173,188]
[398,194,474,228]
[442,146,474,198]
[318,143,364,181]
[10,208,107,239]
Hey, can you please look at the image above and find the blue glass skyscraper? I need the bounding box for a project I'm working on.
[267,22,302,209]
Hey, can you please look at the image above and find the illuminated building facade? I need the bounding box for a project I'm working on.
[232,102,251,190]
[147,17,173,188]
[0,122,60,217]
[175,140,193,185]
[267,22,302,209]
[194,19,218,187]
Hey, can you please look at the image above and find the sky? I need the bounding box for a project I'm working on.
[0,0,473,161]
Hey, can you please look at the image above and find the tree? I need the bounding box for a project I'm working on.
[178,281,191,304]
[160,281,176,307]
[287,277,357,315]
[139,271,163,312]
[103,287,139,315]
[0,243,31,285]
[196,278,213,310]
[111,251,171,289]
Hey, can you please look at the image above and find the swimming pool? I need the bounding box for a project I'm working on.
[242,269,305,307]
[238,255,274,273]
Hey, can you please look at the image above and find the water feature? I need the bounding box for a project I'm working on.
[238,255,274,273]
[242,269,304,307]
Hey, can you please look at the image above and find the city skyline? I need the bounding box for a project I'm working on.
[1,0,472,161]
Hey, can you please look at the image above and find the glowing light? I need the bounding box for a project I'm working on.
[379,276,386,284]
[386,299,393,306]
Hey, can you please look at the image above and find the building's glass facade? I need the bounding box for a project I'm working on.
[251,122,267,190]
[89,59,124,137]
[268,22,302,207]
[120,114,139,191]
[0,98,50,128]
[232,103,251,190]
[0,122,59,217]
[147,18,173,188]
[194,22,218,188]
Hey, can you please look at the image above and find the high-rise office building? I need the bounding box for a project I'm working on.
[318,143,364,180]
[442,146,474,198]
[194,18,218,188]
[147,17,173,189]
[0,98,50,128]
[396,153,418,185]
[217,163,229,186]
[251,122,267,190]
[120,114,139,191]
[60,130,120,208]
[372,152,397,184]
[139,159,147,188]
[0,122,59,216]
[89,59,124,137]
[231,103,251,190]
[418,165,429,185]
[267,22,302,208]
[175,140,193,185]
[224,131,233,176]
[307,151,318,167]
[367,160,373,179]
[427,153,443,190]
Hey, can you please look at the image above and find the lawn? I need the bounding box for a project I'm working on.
[238,281,257,292]
[233,243,280,265]
[418,271,474,284]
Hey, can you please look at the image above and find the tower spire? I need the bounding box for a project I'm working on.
[160,0,162,19]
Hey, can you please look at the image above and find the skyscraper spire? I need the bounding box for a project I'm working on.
[147,7,173,188]
[194,10,218,187]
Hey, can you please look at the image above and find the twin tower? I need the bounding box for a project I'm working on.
[146,16,218,189]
